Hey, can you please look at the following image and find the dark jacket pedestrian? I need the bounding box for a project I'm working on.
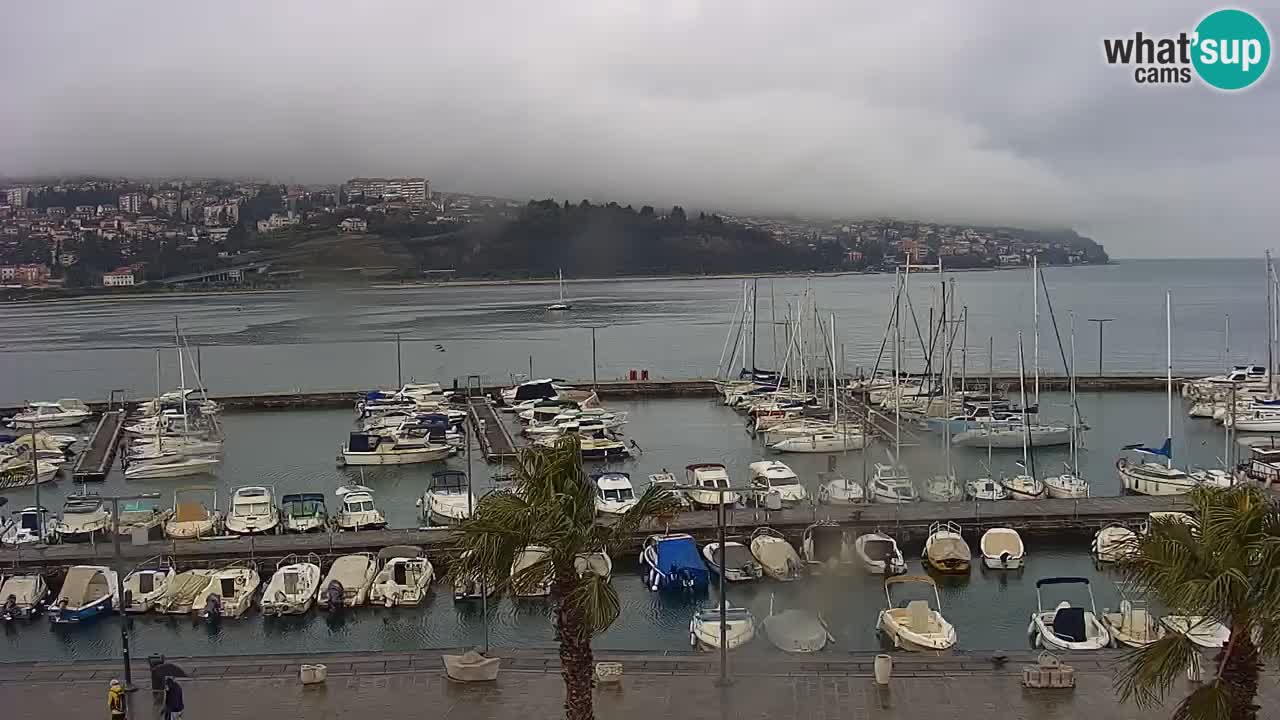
[163,677,185,719]
[108,679,126,719]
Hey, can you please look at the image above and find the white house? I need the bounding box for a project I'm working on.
[339,217,368,232]
[102,267,136,287]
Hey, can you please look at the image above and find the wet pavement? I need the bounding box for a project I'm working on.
[3,649,1278,719]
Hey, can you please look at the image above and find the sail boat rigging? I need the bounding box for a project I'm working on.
[546,269,571,311]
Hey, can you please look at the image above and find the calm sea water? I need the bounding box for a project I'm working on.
[0,259,1269,405]
[0,389,1231,662]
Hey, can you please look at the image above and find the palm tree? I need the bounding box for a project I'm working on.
[1115,484,1280,720]
[449,436,678,720]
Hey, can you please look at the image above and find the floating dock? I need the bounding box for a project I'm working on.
[467,396,519,462]
[0,494,1193,573]
[70,410,125,482]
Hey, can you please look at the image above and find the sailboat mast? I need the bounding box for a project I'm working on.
[1018,332,1029,472]
[770,280,779,371]
[558,269,565,304]
[893,268,902,459]
[1268,251,1273,391]
[1069,311,1078,474]
[155,349,163,450]
[987,336,994,471]
[175,316,188,433]
[830,312,838,426]
[750,278,759,372]
[1033,255,1040,409]
[1166,290,1173,469]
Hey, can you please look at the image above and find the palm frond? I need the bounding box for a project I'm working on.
[1114,632,1203,708]
[1170,682,1232,720]
[563,571,621,641]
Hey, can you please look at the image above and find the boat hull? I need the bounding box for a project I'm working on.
[1117,465,1195,496]
[49,596,113,624]
[341,447,449,465]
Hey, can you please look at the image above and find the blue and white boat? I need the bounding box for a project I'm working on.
[640,534,708,592]
[924,404,1017,434]
[49,565,118,624]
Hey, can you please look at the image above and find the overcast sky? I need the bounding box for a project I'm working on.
[1,2,1276,257]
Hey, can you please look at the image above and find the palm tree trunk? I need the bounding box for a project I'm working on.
[556,572,595,720]
[1218,627,1262,720]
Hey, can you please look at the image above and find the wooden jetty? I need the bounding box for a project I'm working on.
[466,395,519,463]
[70,410,125,482]
[0,494,1193,573]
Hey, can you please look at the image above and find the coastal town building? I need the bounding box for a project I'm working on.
[346,177,429,205]
[102,267,137,287]
[339,217,368,232]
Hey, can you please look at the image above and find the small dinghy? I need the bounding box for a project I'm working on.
[702,541,762,582]
[194,561,260,619]
[1102,586,1163,648]
[1,574,50,620]
[261,554,322,616]
[318,553,378,609]
[370,546,434,607]
[923,521,971,574]
[854,532,907,575]
[156,569,214,614]
[816,472,865,504]
[50,565,118,624]
[1028,576,1111,651]
[1091,524,1137,564]
[1161,615,1230,649]
[876,575,957,651]
[803,522,855,573]
[122,561,176,613]
[965,478,1008,501]
[749,527,802,581]
[763,602,833,653]
[979,528,1025,570]
[690,606,756,650]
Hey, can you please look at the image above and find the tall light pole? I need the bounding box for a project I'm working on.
[1087,318,1115,376]
[394,332,403,388]
[675,483,749,687]
[586,326,603,390]
[104,491,161,705]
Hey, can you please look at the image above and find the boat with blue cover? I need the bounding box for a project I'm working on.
[640,534,708,592]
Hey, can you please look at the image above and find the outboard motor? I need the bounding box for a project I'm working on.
[2,594,17,622]
[324,580,345,611]
[203,594,223,620]
[1000,551,1012,567]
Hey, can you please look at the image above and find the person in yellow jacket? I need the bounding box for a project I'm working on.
[108,678,126,719]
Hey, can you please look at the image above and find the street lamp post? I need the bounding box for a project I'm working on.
[105,491,161,705]
[1087,318,1115,376]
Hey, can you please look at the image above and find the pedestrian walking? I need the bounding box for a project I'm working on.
[162,676,185,720]
[108,679,126,719]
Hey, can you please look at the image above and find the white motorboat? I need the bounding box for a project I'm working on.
[769,428,865,453]
[1,506,57,546]
[748,460,808,505]
[648,472,690,508]
[155,570,214,614]
[261,554,322,616]
[49,565,118,624]
[511,546,553,597]
[318,553,378,609]
[194,562,261,619]
[1101,587,1163,648]
[574,550,613,580]
[0,452,59,486]
[334,485,387,531]
[763,605,833,653]
[420,470,476,525]
[592,472,638,515]
[128,438,223,462]
[876,575,957,651]
[370,546,434,607]
[339,431,450,466]
[684,463,739,508]
[922,474,965,502]
[1092,524,1137,563]
[122,562,176,613]
[8,399,93,428]
[702,541,762,582]
[869,463,917,504]
[1161,615,1231,649]
[690,606,756,650]
[1,574,49,620]
[575,433,631,460]
[124,453,220,480]
[923,521,971,574]
[853,532,906,575]
[979,528,1025,570]
[816,472,864,504]
[1000,474,1046,501]
[55,496,111,542]
[965,478,1008,501]
[1028,576,1111,651]
[115,498,172,540]
[1044,472,1090,499]
[803,522,855,572]
[164,487,222,539]
[280,493,328,533]
[748,527,802,581]
[546,268,572,311]
[223,486,280,535]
